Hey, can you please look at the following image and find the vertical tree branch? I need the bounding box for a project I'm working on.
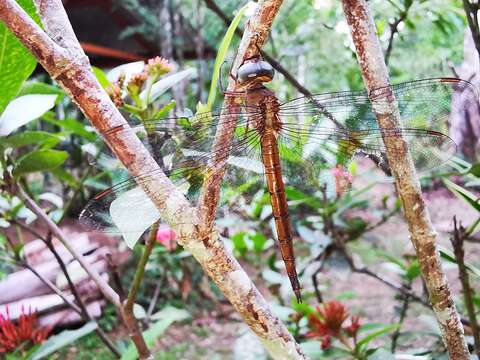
[341,0,470,357]
[0,1,305,358]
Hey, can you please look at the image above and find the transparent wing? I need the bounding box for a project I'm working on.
[80,106,266,235]
[276,78,478,193]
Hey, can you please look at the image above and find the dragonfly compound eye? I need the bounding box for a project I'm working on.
[237,59,275,85]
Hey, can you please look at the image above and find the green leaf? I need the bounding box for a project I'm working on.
[0,94,57,136]
[121,307,190,360]
[18,81,64,97]
[356,324,399,350]
[443,178,480,213]
[30,322,98,360]
[13,149,68,177]
[3,130,60,148]
[152,100,176,119]
[92,66,111,88]
[250,232,268,254]
[469,163,480,178]
[405,260,421,281]
[231,232,248,257]
[42,112,97,142]
[206,3,248,110]
[0,0,41,114]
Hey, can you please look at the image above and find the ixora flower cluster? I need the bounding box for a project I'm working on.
[307,300,361,350]
[106,56,175,108]
[0,306,51,354]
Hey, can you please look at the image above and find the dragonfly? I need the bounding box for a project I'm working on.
[80,56,479,302]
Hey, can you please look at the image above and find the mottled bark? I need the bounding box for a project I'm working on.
[341,0,470,358]
[0,0,305,358]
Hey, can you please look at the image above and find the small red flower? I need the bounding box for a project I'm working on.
[156,226,177,251]
[0,306,51,354]
[344,315,361,338]
[321,335,332,350]
[306,301,352,350]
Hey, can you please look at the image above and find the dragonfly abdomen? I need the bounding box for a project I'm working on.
[260,130,302,302]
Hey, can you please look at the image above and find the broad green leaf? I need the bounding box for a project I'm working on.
[0,94,57,136]
[18,81,64,97]
[0,0,41,114]
[121,307,190,360]
[443,178,480,213]
[206,3,249,110]
[140,68,196,104]
[13,149,68,177]
[30,322,98,360]
[3,130,60,148]
[42,112,97,142]
[92,66,111,88]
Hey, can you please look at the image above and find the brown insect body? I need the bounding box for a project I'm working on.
[239,58,302,302]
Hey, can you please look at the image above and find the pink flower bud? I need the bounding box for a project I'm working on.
[156,226,177,251]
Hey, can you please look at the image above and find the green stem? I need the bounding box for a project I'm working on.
[125,220,160,311]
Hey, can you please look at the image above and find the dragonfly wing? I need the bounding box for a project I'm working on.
[276,78,478,195]
[278,78,478,174]
[80,106,265,235]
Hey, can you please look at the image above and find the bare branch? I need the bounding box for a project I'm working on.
[17,185,121,307]
[341,0,470,357]
[451,217,480,356]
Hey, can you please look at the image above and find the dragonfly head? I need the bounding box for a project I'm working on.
[237,57,275,87]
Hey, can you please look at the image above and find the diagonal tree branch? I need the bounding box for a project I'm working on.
[0,0,305,358]
[341,0,470,358]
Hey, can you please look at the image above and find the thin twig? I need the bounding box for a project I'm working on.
[43,232,121,358]
[16,185,121,306]
[451,216,480,357]
[121,222,159,360]
[384,1,413,65]
[391,283,411,352]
